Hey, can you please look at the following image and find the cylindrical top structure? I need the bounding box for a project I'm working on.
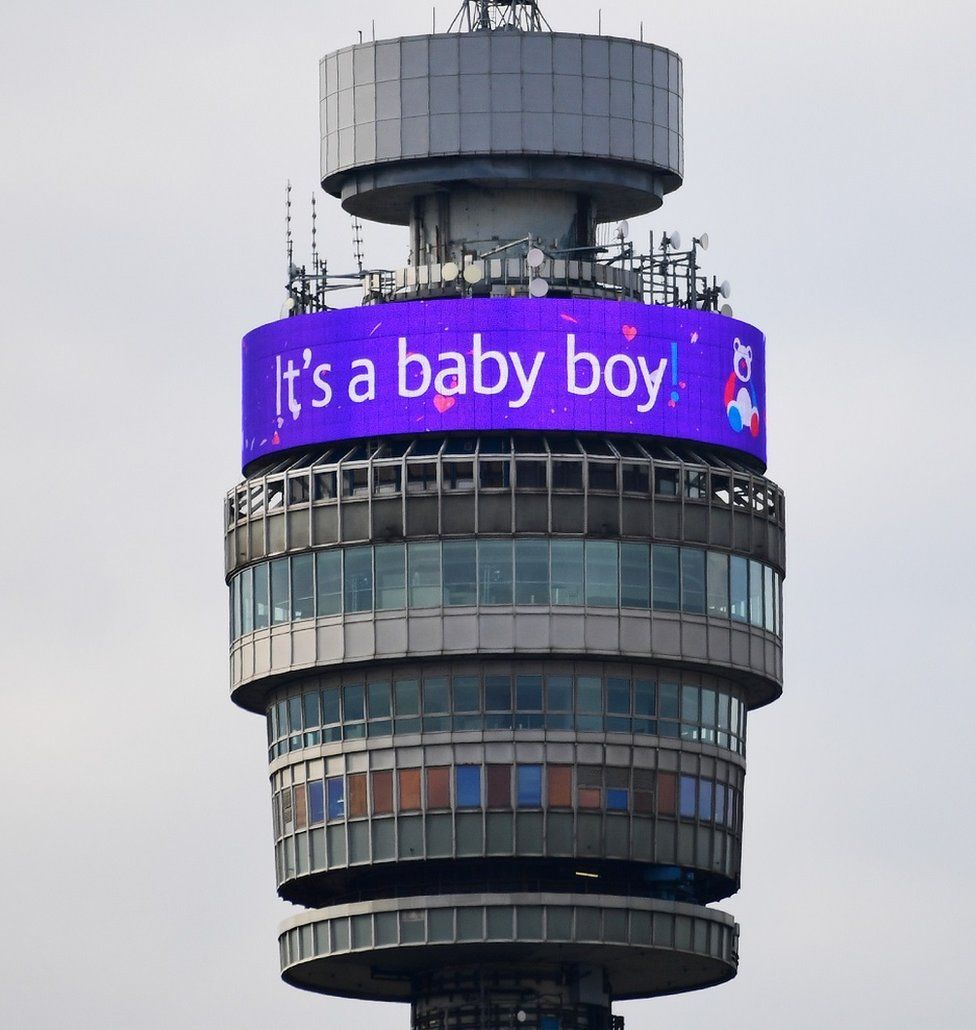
[320,32,683,227]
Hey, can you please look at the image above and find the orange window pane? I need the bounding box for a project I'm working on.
[578,787,602,809]
[486,765,512,808]
[294,785,307,830]
[657,772,677,816]
[372,770,393,814]
[399,768,422,811]
[427,767,450,809]
[547,766,573,807]
[347,773,368,818]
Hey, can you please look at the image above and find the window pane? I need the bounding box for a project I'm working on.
[516,460,547,488]
[607,677,630,715]
[375,543,405,610]
[551,540,584,605]
[749,560,763,626]
[606,787,628,811]
[343,683,365,722]
[427,767,450,808]
[456,765,482,807]
[316,550,342,616]
[240,568,253,635]
[443,540,478,606]
[292,554,314,620]
[515,675,543,711]
[307,780,324,824]
[764,564,775,631]
[679,775,697,818]
[372,770,393,814]
[657,772,676,815]
[253,563,269,629]
[454,675,480,712]
[398,769,421,811]
[681,548,706,614]
[730,556,749,622]
[368,681,391,719]
[394,679,420,716]
[548,766,573,807]
[322,686,341,726]
[515,539,550,604]
[652,545,680,611]
[546,675,573,711]
[270,558,290,623]
[303,691,320,728]
[517,765,542,807]
[344,546,373,613]
[408,542,441,607]
[327,777,345,820]
[620,542,650,608]
[479,539,513,605]
[585,540,618,607]
[699,780,714,821]
[487,765,511,808]
[485,675,512,711]
[659,682,679,719]
[654,467,679,496]
[552,461,583,490]
[707,552,729,617]
[347,773,368,818]
[577,676,602,713]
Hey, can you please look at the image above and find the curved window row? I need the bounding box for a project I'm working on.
[274,764,741,840]
[230,540,783,641]
[267,669,746,759]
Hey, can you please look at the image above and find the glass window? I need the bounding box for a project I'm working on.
[551,540,584,605]
[479,539,513,605]
[681,685,700,722]
[764,564,775,631]
[516,460,547,488]
[585,540,618,606]
[485,676,512,730]
[316,550,341,616]
[303,691,320,728]
[606,787,629,811]
[699,780,714,821]
[347,773,368,818]
[517,765,543,807]
[271,558,290,624]
[313,470,336,500]
[551,461,583,490]
[479,460,510,489]
[634,678,655,733]
[588,462,617,491]
[685,468,706,499]
[749,560,763,627]
[398,769,421,811]
[487,765,511,808]
[240,568,253,635]
[454,675,480,712]
[343,684,365,737]
[657,772,676,816]
[576,675,602,732]
[253,563,269,629]
[714,782,726,824]
[371,770,393,814]
[652,545,680,611]
[444,460,474,490]
[408,542,441,607]
[607,676,630,732]
[373,464,401,495]
[681,548,706,614]
[456,765,482,807]
[707,552,729,617]
[654,467,679,496]
[394,678,420,719]
[443,540,478,606]
[515,539,550,604]
[342,466,368,497]
[406,462,437,492]
[679,775,697,819]
[548,766,573,807]
[322,686,341,741]
[423,677,450,731]
[516,675,543,712]
[620,542,650,608]
[427,767,451,809]
[622,462,649,493]
[231,576,240,641]
[327,777,345,820]
[730,556,749,622]
[343,547,373,613]
[375,543,405,610]
[292,554,314,620]
[307,780,324,825]
[368,681,391,719]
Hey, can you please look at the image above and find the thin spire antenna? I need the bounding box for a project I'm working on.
[352,216,365,275]
[285,180,294,274]
[449,1,551,33]
[311,193,318,274]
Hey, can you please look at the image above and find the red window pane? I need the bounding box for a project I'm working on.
[487,765,512,808]
[547,766,573,807]
[635,789,655,815]
[578,787,602,809]
[372,770,393,814]
[399,768,422,811]
[657,772,677,816]
[347,773,368,818]
[427,767,450,809]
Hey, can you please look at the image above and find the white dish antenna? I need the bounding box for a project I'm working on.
[616,220,630,242]
[463,262,484,285]
[528,277,550,298]
[441,261,460,282]
[526,247,545,269]
[697,232,709,251]
[720,303,734,317]
[719,280,732,298]
[280,297,296,318]
[666,231,681,249]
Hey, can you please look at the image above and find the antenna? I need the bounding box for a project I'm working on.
[449,1,552,33]
[311,193,318,275]
[285,181,294,274]
[352,216,365,275]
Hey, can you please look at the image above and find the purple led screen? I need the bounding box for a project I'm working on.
[241,298,766,469]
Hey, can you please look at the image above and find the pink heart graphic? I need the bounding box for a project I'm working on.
[433,394,456,414]
[622,325,638,342]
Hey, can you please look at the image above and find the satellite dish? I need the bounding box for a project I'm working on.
[463,262,484,285]
[528,277,550,298]
[441,261,459,282]
[719,280,732,298]
[667,231,681,250]
[698,232,709,251]
[526,247,545,269]
[280,297,296,318]
[720,303,734,317]
[616,220,630,241]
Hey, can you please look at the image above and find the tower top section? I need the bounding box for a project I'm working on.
[449,1,551,33]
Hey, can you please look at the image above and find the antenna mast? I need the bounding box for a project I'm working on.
[449,1,551,33]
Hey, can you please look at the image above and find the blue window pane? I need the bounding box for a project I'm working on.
[699,780,713,820]
[659,682,679,719]
[316,550,342,616]
[607,677,630,715]
[730,556,749,622]
[620,542,650,608]
[516,765,542,807]
[307,780,324,824]
[479,539,513,605]
[515,538,549,604]
[253,563,269,629]
[585,540,618,606]
[681,548,706,614]
[453,676,480,712]
[270,558,290,624]
[715,782,726,824]
[343,683,365,722]
[551,540,584,605]
[764,565,775,631]
[394,679,420,716]
[516,675,543,711]
[322,686,341,725]
[485,676,512,711]
[344,546,373,613]
[367,681,391,719]
[327,777,345,820]
[287,696,302,734]
[576,676,602,713]
[606,788,629,812]
[443,540,478,605]
[546,675,573,711]
[679,776,697,818]
[749,560,763,627]
[303,691,320,729]
[424,677,449,714]
[652,545,680,610]
[456,765,482,807]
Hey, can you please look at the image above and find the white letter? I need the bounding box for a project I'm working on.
[398,337,431,398]
[312,363,333,407]
[473,333,508,395]
[434,351,467,395]
[509,351,545,408]
[566,334,600,395]
[282,359,302,420]
[348,358,376,402]
[604,354,638,398]
[636,356,668,412]
[275,355,282,417]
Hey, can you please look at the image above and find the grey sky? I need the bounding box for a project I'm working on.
[1,1,973,1027]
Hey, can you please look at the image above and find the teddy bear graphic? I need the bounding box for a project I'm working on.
[724,338,760,437]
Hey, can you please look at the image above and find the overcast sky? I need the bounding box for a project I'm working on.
[1,1,973,1027]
